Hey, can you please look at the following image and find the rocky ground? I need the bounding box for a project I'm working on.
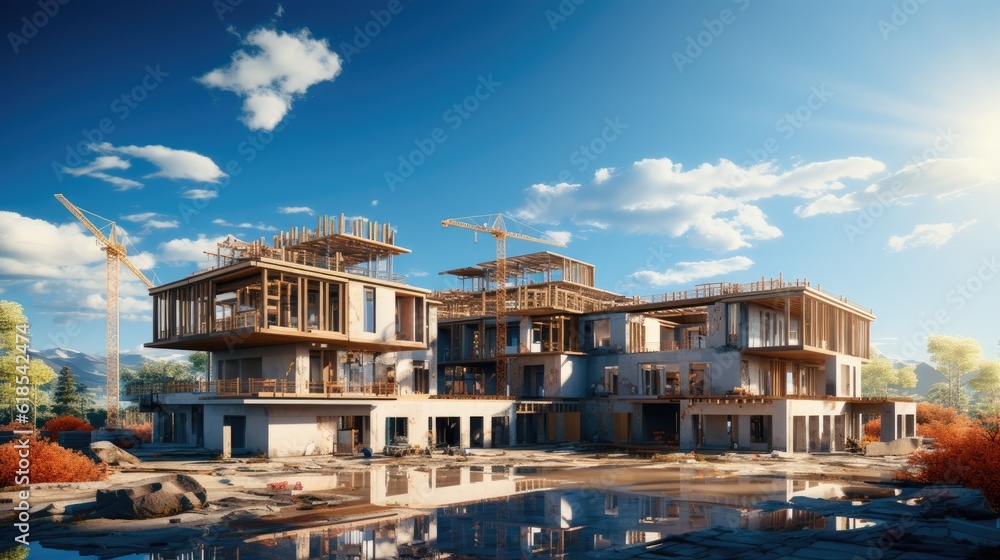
[1,445,996,558]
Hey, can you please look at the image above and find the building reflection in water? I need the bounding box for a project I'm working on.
[136,466,875,560]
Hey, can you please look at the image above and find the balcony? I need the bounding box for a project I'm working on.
[124,379,397,398]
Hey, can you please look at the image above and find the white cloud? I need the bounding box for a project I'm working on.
[275,3,284,17]
[517,183,580,222]
[544,230,572,245]
[93,142,226,183]
[91,172,145,190]
[122,212,159,223]
[212,218,233,226]
[515,156,884,251]
[182,189,219,200]
[799,157,995,217]
[408,270,429,278]
[83,293,151,315]
[278,206,314,215]
[123,345,192,361]
[371,200,379,206]
[235,222,278,231]
[794,193,860,217]
[28,281,51,294]
[63,154,130,176]
[0,212,158,324]
[128,251,157,271]
[886,220,977,253]
[629,256,754,287]
[594,167,615,184]
[197,27,342,131]
[67,144,226,189]
[0,212,105,278]
[159,234,233,263]
[145,219,179,229]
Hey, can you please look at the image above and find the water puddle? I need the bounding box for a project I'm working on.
[28,466,888,559]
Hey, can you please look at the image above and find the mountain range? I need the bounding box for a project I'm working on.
[28,348,170,397]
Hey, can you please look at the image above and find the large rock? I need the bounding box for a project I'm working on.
[864,437,922,457]
[90,441,140,465]
[92,474,208,519]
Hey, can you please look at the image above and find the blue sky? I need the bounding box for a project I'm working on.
[1,1,997,363]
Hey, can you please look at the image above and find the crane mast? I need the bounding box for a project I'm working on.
[441,213,565,393]
[55,194,154,427]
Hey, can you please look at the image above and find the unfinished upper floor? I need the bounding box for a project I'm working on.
[147,214,431,353]
[614,278,873,360]
[435,251,632,319]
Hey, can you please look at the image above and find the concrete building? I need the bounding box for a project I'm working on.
[126,216,913,456]
[433,252,915,453]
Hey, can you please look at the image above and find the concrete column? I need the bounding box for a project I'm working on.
[294,343,310,395]
[737,415,751,450]
[222,425,232,459]
[881,402,897,442]
[460,414,470,448]
[679,408,695,450]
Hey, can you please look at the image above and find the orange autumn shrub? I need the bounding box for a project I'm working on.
[915,402,974,441]
[0,435,108,487]
[41,416,95,441]
[124,422,152,443]
[0,421,34,432]
[862,418,881,443]
[906,417,1000,509]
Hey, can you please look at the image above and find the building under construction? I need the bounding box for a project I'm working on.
[126,213,915,456]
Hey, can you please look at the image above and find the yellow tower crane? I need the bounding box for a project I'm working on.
[441,213,565,393]
[55,194,155,427]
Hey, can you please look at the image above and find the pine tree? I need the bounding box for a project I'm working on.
[53,365,82,417]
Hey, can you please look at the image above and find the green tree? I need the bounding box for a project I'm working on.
[187,351,209,379]
[969,360,1000,417]
[861,351,918,397]
[52,365,83,417]
[925,381,970,411]
[122,359,196,387]
[927,334,982,414]
[0,300,55,424]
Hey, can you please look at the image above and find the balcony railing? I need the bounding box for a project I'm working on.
[632,338,707,353]
[215,309,259,332]
[124,379,397,398]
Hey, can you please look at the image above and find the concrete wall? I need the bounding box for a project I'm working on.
[786,399,851,452]
[214,343,307,384]
[203,403,271,454]
[825,354,863,397]
[880,400,917,441]
[643,316,661,351]
[347,282,409,343]
[582,398,639,443]
[706,303,726,347]
[511,354,587,398]
[680,399,786,451]
[585,347,742,397]
[265,403,373,456]
[370,398,515,450]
